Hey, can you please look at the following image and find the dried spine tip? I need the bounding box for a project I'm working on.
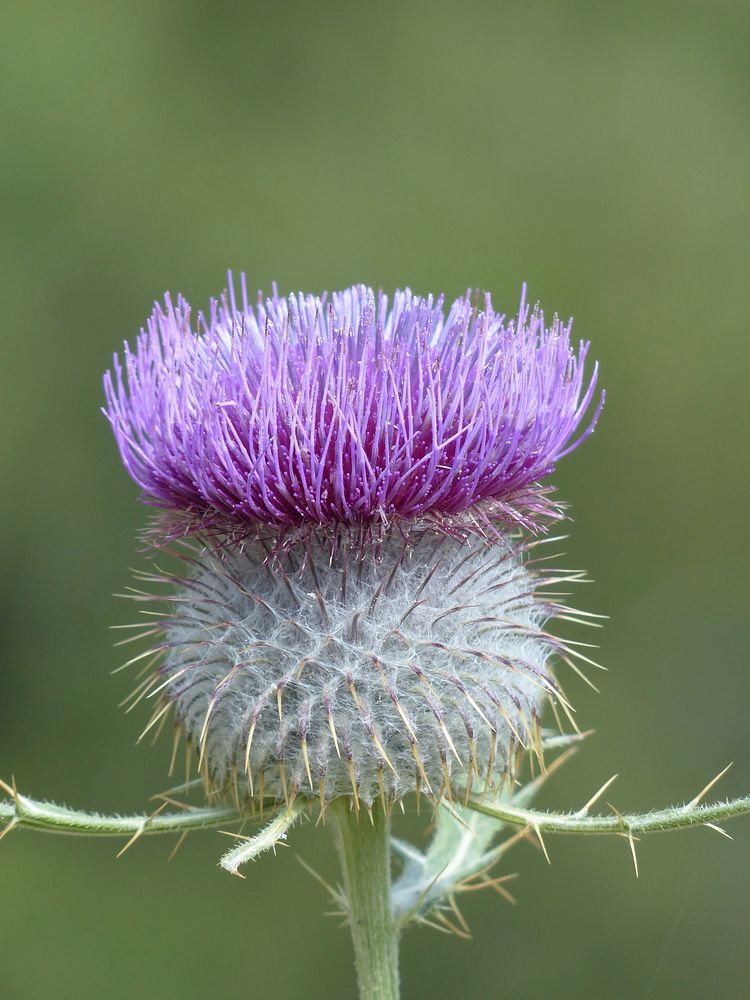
[137,530,573,806]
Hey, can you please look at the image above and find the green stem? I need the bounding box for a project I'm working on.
[463,793,750,835]
[0,786,242,838]
[219,801,305,876]
[331,799,400,1000]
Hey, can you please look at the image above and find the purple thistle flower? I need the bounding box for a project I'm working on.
[105,276,605,810]
[104,277,603,542]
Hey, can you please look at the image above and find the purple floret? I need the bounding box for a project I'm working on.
[104,277,603,539]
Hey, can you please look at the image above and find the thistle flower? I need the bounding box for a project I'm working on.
[104,279,603,809]
[104,279,602,541]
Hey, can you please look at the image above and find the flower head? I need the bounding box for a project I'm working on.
[104,278,603,543]
[108,277,603,809]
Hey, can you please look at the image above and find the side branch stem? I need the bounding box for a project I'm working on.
[331,799,400,1000]
[464,793,750,835]
[0,788,242,838]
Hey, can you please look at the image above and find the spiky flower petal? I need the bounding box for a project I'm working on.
[104,279,603,541]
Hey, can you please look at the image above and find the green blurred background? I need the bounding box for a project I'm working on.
[1,1,749,997]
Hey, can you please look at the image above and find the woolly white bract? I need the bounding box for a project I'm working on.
[150,530,570,805]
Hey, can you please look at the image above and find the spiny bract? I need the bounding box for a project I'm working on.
[139,530,580,807]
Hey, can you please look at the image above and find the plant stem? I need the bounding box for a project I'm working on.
[464,792,750,836]
[331,798,400,1000]
[0,784,241,838]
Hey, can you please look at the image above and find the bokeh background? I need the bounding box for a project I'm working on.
[2,1,749,997]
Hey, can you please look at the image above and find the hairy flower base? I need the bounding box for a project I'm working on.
[127,530,587,808]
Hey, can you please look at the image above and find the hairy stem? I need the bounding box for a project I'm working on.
[219,801,305,876]
[0,783,242,839]
[464,793,750,836]
[331,799,400,1000]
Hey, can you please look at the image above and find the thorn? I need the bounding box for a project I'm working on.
[461,688,494,731]
[384,791,395,823]
[561,646,607,672]
[230,766,241,811]
[328,711,341,758]
[199,748,211,799]
[482,731,498,795]
[416,916,453,935]
[111,646,162,675]
[687,763,733,809]
[149,793,193,810]
[459,872,519,905]
[0,776,18,802]
[439,757,453,803]
[547,699,565,740]
[607,802,639,878]
[347,760,360,812]
[112,627,161,647]
[116,802,168,858]
[463,753,474,808]
[485,878,518,905]
[704,822,733,840]
[439,798,473,832]
[484,693,525,748]
[300,737,314,791]
[530,716,546,774]
[395,701,418,743]
[448,895,471,935]
[577,774,619,815]
[167,830,189,861]
[411,745,433,797]
[244,719,257,773]
[376,767,387,817]
[278,762,289,807]
[296,854,345,907]
[561,655,601,693]
[137,700,172,744]
[556,614,605,629]
[433,910,471,939]
[627,830,639,878]
[369,731,399,778]
[541,728,595,751]
[532,824,551,864]
[0,818,19,841]
[439,721,463,766]
[287,784,299,813]
[146,666,190,700]
[150,700,172,746]
[539,744,579,781]
[553,685,580,734]
[347,678,363,711]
